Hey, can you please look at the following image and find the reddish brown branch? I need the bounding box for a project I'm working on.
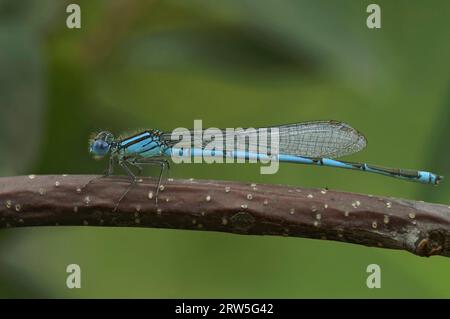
[0,175,449,257]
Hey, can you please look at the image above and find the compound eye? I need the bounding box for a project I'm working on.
[92,140,110,155]
[95,140,108,150]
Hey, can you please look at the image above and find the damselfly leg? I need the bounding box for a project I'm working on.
[112,160,138,212]
[80,155,116,191]
[113,158,170,211]
[133,159,170,204]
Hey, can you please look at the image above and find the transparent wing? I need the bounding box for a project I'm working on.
[268,121,367,158]
[163,120,367,159]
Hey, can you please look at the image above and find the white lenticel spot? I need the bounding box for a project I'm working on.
[352,200,361,208]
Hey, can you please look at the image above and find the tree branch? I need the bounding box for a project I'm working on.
[0,175,449,257]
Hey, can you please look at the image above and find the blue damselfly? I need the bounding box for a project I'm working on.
[89,121,442,210]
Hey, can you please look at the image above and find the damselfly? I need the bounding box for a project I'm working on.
[89,121,442,210]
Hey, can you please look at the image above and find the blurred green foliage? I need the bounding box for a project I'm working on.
[0,0,449,297]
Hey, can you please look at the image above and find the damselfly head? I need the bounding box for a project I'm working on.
[89,131,114,159]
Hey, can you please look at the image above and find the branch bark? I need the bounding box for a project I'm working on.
[0,175,449,257]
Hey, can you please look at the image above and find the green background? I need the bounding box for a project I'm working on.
[0,0,449,298]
